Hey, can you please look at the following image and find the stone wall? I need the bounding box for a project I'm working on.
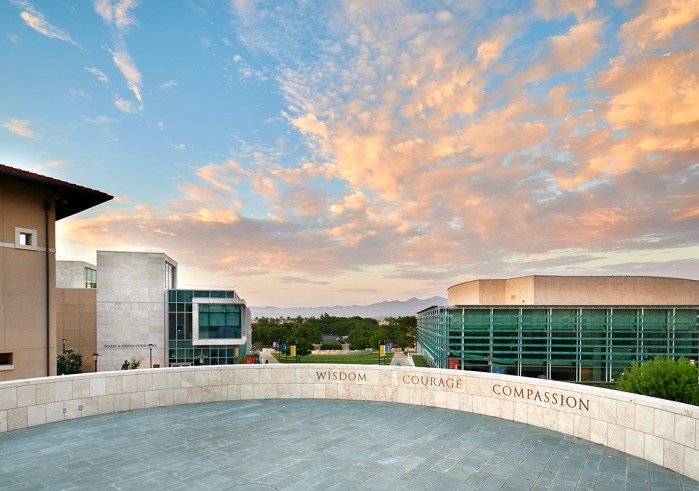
[0,366,697,481]
[96,251,173,371]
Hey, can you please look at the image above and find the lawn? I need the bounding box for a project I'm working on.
[273,353,393,365]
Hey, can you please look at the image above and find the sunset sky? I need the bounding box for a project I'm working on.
[2,1,698,308]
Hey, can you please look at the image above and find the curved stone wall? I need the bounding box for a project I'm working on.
[1,365,697,480]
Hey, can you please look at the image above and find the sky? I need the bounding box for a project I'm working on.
[1,0,699,308]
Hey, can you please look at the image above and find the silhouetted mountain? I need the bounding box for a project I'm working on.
[250,296,447,320]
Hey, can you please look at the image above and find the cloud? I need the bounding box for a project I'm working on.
[475,15,519,70]
[95,1,143,112]
[82,115,118,125]
[534,0,596,20]
[549,18,603,71]
[603,52,699,131]
[70,88,91,100]
[619,0,699,52]
[291,113,328,139]
[277,276,331,285]
[32,160,69,173]
[2,118,37,139]
[160,80,178,90]
[86,66,109,83]
[94,0,138,30]
[113,96,135,113]
[60,1,699,306]
[11,0,79,46]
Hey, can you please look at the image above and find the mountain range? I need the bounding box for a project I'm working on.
[250,296,447,320]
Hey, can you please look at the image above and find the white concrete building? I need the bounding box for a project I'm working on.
[96,251,176,371]
[57,251,251,371]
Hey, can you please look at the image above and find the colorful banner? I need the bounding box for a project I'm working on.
[379,344,386,357]
[290,345,296,357]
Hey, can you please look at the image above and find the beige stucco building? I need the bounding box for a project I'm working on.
[0,164,111,381]
[448,275,699,306]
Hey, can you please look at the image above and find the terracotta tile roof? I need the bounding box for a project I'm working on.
[0,163,113,220]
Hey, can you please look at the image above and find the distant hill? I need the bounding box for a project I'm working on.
[250,296,447,320]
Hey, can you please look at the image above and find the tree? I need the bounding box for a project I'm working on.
[129,357,142,370]
[370,328,389,348]
[385,316,417,348]
[617,357,699,405]
[295,339,313,357]
[57,348,82,375]
[347,326,373,350]
[291,323,322,344]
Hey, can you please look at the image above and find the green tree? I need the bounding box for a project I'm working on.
[291,323,322,344]
[57,348,82,375]
[617,357,699,405]
[384,316,417,348]
[295,339,313,357]
[370,328,389,348]
[129,357,142,370]
[347,326,373,350]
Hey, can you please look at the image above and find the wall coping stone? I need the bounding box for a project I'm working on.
[1,365,697,481]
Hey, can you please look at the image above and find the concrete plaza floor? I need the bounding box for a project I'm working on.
[1,399,697,490]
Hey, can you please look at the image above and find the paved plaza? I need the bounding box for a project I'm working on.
[1,399,697,490]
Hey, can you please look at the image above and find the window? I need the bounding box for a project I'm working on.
[191,297,246,346]
[165,262,176,289]
[15,227,38,250]
[84,267,97,289]
[198,304,242,339]
[0,353,13,371]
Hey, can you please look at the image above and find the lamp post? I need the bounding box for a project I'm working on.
[92,353,99,372]
[148,344,155,368]
[62,338,66,352]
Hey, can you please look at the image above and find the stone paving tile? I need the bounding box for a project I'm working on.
[1,399,699,490]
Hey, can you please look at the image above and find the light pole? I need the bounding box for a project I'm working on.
[148,344,155,368]
[62,338,66,352]
[92,353,100,372]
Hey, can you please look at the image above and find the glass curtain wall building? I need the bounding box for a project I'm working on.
[417,277,699,383]
[167,290,251,366]
[417,306,699,382]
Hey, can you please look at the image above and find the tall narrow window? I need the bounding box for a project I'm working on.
[84,267,97,289]
[165,262,176,289]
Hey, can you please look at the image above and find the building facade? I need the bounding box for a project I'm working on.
[57,251,250,371]
[167,289,250,367]
[0,164,111,381]
[417,276,699,382]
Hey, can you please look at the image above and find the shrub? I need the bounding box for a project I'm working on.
[57,348,83,375]
[617,356,699,405]
[129,357,142,370]
[321,342,343,350]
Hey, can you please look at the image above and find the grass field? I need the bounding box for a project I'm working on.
[273,353,393,365]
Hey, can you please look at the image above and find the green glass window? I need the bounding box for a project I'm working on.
[84,267,96,289]
[198,304,242,339]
